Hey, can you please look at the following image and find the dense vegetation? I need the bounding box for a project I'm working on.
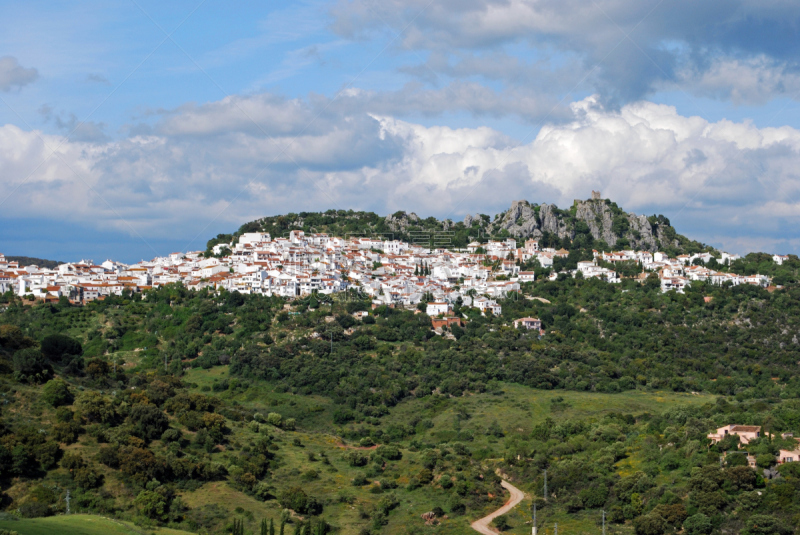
[204,202,706,257]
[4,257,63,269]
[2,245,800,533]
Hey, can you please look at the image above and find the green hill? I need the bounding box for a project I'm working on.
[205,196,709,257]
[1,204,800,533]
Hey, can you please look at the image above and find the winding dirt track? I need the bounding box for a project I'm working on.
[470,480,526,535]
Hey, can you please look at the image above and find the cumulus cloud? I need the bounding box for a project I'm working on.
[329,0,800,103]
[3,93,800,254]
[0,56,38,91]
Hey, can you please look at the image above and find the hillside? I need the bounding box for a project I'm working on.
[4,257,64,270]
[206,196,710,257]
[1,271,800,534]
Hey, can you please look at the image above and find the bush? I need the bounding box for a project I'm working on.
[634,514,666,535]
[13,348,52,381]
[41,379,73,407]
[683,513,713,535]
[346,452,368,467]
[741,515,793,535]
[127,404,170,441]
[376,445,402,461]
[18,501,52,518]
[565,496,584,513]
[161,428,183,443]
[267,412,282,427]
[41,334,82,361]
[492,514,510,531]
[279,487,322,515]
[135,489,168,519]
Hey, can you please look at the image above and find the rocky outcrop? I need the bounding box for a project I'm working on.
[485,197,686,252]
[384,211,420,233]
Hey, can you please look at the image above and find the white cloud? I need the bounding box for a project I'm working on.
[0,56,38,91]
[3,93,800,254]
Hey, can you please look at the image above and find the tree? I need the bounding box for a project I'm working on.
[741,515,793,535]
[267,412,283,427]
[40,334,82,361]
[74,391,116,423]
[41,379,73,407]
[128,404,170,441]
[683,514,713,535]
[12,348,52,381]
[492,514,510,531]
[85,358,110,380]
[633,514,666,535]
[135,489,167,519]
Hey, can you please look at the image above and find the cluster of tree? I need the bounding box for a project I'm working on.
[500,398,800,534]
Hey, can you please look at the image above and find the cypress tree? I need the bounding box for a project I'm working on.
[270,518,275,535]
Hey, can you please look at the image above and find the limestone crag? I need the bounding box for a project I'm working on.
[482,198,685,252]
[384,212,420,234]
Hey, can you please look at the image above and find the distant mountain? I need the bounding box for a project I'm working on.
[5,256,64,269]
[209,196,712,256]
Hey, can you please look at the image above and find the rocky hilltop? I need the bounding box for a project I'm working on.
[465,197,701,252]
[229,195,709,255]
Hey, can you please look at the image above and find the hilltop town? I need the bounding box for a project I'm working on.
[0,230,779,310]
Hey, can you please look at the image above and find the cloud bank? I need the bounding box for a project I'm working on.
[2,93,800,254]
[330,0,800,104]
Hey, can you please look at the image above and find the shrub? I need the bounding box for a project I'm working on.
[18,501,52,518]
[633,514,666,535]
[376,445,402,461]
[127,404,170,441]
[741,515,793,535]
[267,412,282,427]
[41,379,73,407]
[279,487,322,515]
[683,514,713,535]
[13,348,52,381]
[161,428,183,443]
[135,489,168,519]
[492,515,510,531]
[41,334,82,361]
[346,452,368,467]
[565,496,584,513]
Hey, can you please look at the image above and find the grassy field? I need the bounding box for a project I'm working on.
[0,514,193,535]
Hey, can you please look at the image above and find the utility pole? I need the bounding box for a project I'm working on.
[543,469,548,501]
[66,490,71,514]
[602,510,606,535]
[554,523,557,535]
[532,503,537,535]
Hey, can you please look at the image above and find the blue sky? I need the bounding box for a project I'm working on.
[2,0,800,262]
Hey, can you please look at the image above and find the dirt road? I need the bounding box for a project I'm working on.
[470,480,526,535]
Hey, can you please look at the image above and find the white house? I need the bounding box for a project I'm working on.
[426,302,451,316]
[773,254,789,265]
[513,317,541,330]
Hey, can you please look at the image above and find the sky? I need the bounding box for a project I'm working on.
[2,0,800,263]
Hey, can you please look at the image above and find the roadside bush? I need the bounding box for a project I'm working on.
[492,514,510,531]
